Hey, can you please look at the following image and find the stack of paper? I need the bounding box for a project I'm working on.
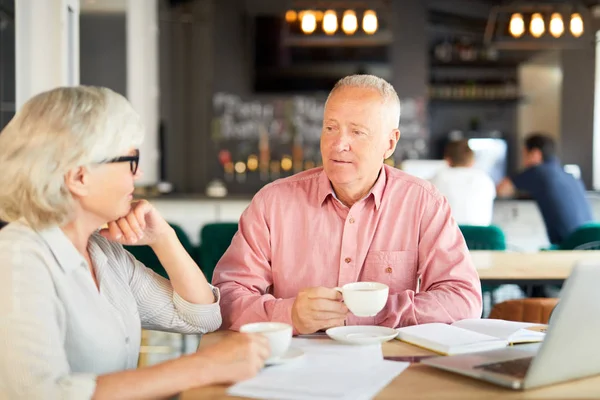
[227,338,409,400]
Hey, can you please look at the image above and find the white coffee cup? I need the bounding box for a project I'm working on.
[335,282,389,317]
[239,322,293,361]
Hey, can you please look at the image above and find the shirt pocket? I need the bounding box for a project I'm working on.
[361,250,418,294]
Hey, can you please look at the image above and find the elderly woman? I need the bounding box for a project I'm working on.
[0,86,269,399]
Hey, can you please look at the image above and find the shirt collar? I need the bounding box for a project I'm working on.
[317,165,387,210]
[370,165,387,210]
[37,225,106,273]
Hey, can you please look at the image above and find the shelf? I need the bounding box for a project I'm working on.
[282,31,393,48]
[430,61,520,69]
[429,97,523,103]
[428,83,521,103]
[257,63,392,79]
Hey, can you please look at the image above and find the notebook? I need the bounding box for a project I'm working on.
[451,319,546,344]
[395,319,546,356]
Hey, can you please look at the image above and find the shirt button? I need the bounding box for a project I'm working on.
[345,257,352,263]
[349,217,355,224]
[386,267,393,273]
[125,337,130,344]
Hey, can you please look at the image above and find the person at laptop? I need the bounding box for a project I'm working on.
[430,139,496,226]
[213,74,483,335]
[497,133,593,246]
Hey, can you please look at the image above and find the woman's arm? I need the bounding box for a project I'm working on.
[94,352,213,400]
[100,200,222,333]
[94,333,269,400]
[0,237,268,400]
[150,228,214,304]
[102,200,214,305]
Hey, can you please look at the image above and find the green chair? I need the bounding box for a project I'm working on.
[557,222,600,250]
[539,222,600,297]
[459,225,508,316]
[458,225,507,251]
[197,223,239,282]
[123,223,195,279]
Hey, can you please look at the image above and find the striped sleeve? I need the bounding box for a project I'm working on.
[0,242,97,399]
[110,243,222,334]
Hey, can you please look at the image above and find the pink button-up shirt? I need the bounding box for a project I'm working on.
[213,165,482,331]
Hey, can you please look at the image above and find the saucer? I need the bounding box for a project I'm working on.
[326,326,398,345]
[265,347,305,366]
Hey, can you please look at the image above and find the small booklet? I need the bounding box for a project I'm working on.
[451,319,546,344]
[395,319,546,356]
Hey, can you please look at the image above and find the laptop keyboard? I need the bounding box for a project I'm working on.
[474,357,534,379]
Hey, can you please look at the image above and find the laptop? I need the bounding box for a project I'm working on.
[422,261,600,390]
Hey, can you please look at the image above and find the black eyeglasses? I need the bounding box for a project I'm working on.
[104,149,140,175]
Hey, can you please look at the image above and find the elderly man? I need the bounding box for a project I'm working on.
[213,75,482,335]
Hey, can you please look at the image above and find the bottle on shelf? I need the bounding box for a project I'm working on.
[258,125,270,181]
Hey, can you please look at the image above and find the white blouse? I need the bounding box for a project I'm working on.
[0,221,222,399]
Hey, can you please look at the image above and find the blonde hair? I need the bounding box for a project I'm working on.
[326,74,401,128]
[0,86,144,230]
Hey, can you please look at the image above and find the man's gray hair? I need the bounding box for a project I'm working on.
[0,86,144,230]
[326,74,401,127]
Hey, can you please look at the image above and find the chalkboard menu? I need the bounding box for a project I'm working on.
[210,92,428,195]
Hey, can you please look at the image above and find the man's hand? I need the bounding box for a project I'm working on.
[496,177,516,198]
[291,287,349,334]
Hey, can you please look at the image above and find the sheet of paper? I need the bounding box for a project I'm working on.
[227,338,409,400]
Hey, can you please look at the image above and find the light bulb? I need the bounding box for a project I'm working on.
[301,11,316,34]
[530,13,545,38]
[570,13,584,37]
[285,10,297,23]
[247,155,258,171]
[281,156,293,171]
[549,13,564,37]
[342,10,357,35]
[322,10,337,35]
[509,13,525,38]
[362,10,378,35]
[234,161,246,174]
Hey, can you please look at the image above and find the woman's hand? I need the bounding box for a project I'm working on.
[194,332,271,385]
[92,333,270,399]
[104,199,215,305]
[99,200,173,246]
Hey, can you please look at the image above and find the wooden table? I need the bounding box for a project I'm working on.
[181,332,600,399]
[471,250,600,284]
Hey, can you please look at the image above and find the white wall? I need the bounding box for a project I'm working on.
[517,51,562,166]
[127,0,159,186]
[80,0,159,185]
[15,0,80,109]
[594,31,600,190]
